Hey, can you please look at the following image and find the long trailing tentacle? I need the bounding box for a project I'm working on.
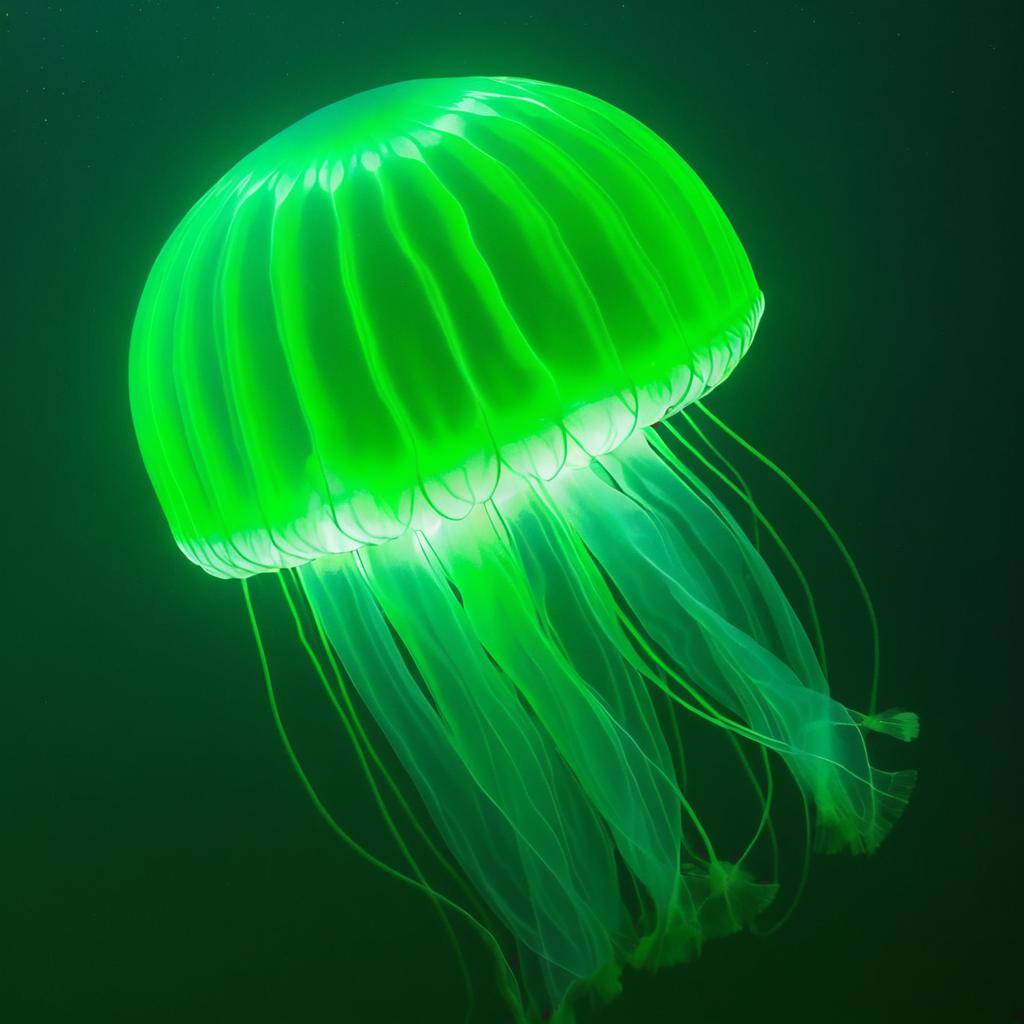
[660,415,828,675]
[282,569,501,933]
[692,402,883,716]
[275,570,489,1024]
[300,543,625,1020]
[241,578,525,1023]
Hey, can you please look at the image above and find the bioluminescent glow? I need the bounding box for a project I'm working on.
[130,76,916,1023]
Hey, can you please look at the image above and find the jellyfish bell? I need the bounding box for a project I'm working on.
[129,76,916,1023]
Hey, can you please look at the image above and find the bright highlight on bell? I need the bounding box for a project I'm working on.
[129,76,917,1022]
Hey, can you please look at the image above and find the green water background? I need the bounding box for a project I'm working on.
[3,3,1019,1021]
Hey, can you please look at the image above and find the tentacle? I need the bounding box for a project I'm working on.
[693,402,883,715]
[241,579,524,1019]
[550,432,915,855]
[300,542,621,1018]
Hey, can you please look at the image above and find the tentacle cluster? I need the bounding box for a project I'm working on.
[283,423,915,1022]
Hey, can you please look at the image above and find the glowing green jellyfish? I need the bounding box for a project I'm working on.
[129,76,917,1022]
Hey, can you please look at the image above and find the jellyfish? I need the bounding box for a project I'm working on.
[129,76,917,1022]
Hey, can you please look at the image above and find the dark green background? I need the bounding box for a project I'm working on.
[3,3,1019,1022]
